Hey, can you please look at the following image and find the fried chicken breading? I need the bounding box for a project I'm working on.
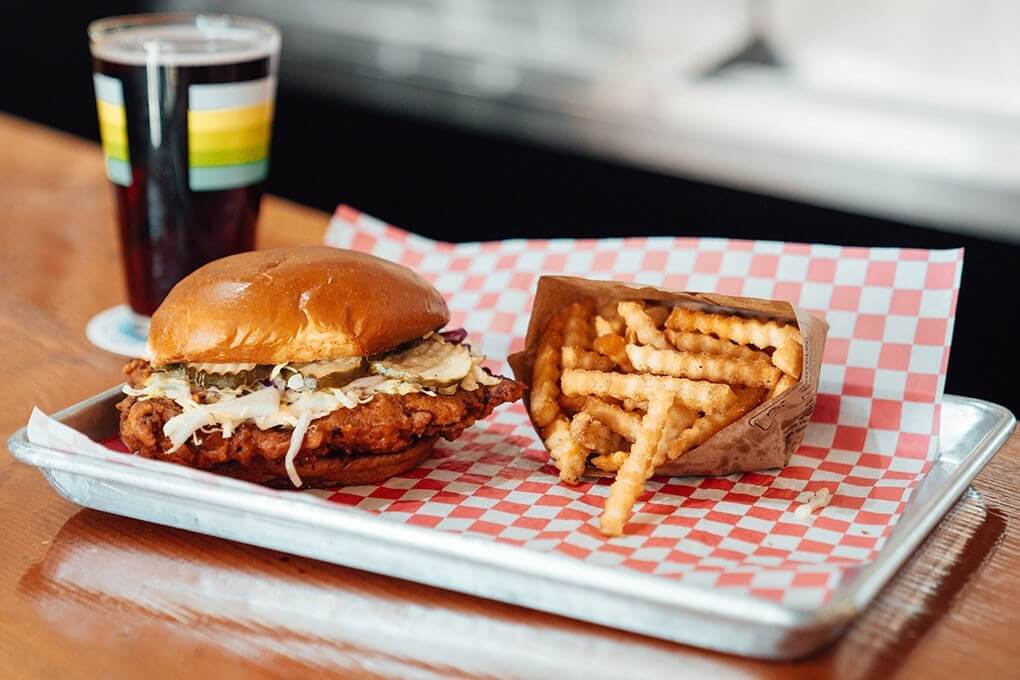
[116,374,524,469]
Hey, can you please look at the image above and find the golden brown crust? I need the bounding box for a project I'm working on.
[148,246,450,366]
[212,437,438,488]
[114,375,525,488]
[116,377,524,462]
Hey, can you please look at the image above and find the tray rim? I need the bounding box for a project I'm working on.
[6,387,1015,658]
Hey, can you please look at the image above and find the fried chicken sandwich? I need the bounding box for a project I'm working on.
[117,245,524,488]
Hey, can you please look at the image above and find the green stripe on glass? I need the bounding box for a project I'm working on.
[189,159,269,191]
[189,145,269,168]
[188,124,272,154]
[103,142,130,162]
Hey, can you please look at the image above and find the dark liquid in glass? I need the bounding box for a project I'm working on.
[93,56,270,315]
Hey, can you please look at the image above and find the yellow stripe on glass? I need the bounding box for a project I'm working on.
[93,74,131,186]
[187,77,276,191]
[188,102,274,132]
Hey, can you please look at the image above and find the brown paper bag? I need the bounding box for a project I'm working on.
[508,276,828,477]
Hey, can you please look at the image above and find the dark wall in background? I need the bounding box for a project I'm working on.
[2,4,147,140]
[2,4,1016,414]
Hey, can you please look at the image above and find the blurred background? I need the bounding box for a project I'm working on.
[2,1,1018,410]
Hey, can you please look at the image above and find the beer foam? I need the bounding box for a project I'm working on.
[90,19,279,67]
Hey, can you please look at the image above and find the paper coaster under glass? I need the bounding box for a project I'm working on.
[85,304,148,358]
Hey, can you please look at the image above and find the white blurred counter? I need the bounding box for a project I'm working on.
[163,0,1020,242]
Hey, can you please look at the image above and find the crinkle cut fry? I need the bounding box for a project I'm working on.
[665,329,763,361]
[581,397,642,441]
[663,387,766,461]
[569,412,626,454]
[598,398,670,533]
[659,400,700,451]
[625,344,780,388]
[542,416,587,484]
[622,398,646,412]
[617,301,671,349]
[561,346,616,372]
[599,393,675,536]
[559,319,611,409]
[769,373,798,400]
[594,314,624,337]
[666,306,799,350]
[589,400,697,473]
[594,388,767,473]
[771,338,803,379]
[529,308,569,428]
[562,300,594,350]
[597,302,625,328]
[592,333,633,372]
[558,394,588,413]
[561,368,736,413]
[590,451,627,472]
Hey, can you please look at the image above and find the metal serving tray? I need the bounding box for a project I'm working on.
[7,388,1015,659]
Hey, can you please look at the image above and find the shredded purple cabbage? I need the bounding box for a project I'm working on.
[440,327,468,344]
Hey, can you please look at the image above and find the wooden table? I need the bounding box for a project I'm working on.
[1,113,1017,679]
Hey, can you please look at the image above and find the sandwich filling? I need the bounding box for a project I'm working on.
[123,332,499,486]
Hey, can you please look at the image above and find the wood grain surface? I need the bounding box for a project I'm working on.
[1,112,1017,679]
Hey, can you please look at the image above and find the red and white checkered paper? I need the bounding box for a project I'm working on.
[28,205,963,609]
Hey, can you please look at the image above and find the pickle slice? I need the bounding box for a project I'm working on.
[185,365,272,389]
[371,338,473,386]
[313,365,369,389]
[291,357,367,389]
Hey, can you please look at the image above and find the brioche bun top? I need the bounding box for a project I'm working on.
[148,246,449,366]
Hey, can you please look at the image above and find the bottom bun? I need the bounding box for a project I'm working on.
[210,437,438,489]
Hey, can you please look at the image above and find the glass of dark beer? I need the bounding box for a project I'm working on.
[89,14,280,326]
